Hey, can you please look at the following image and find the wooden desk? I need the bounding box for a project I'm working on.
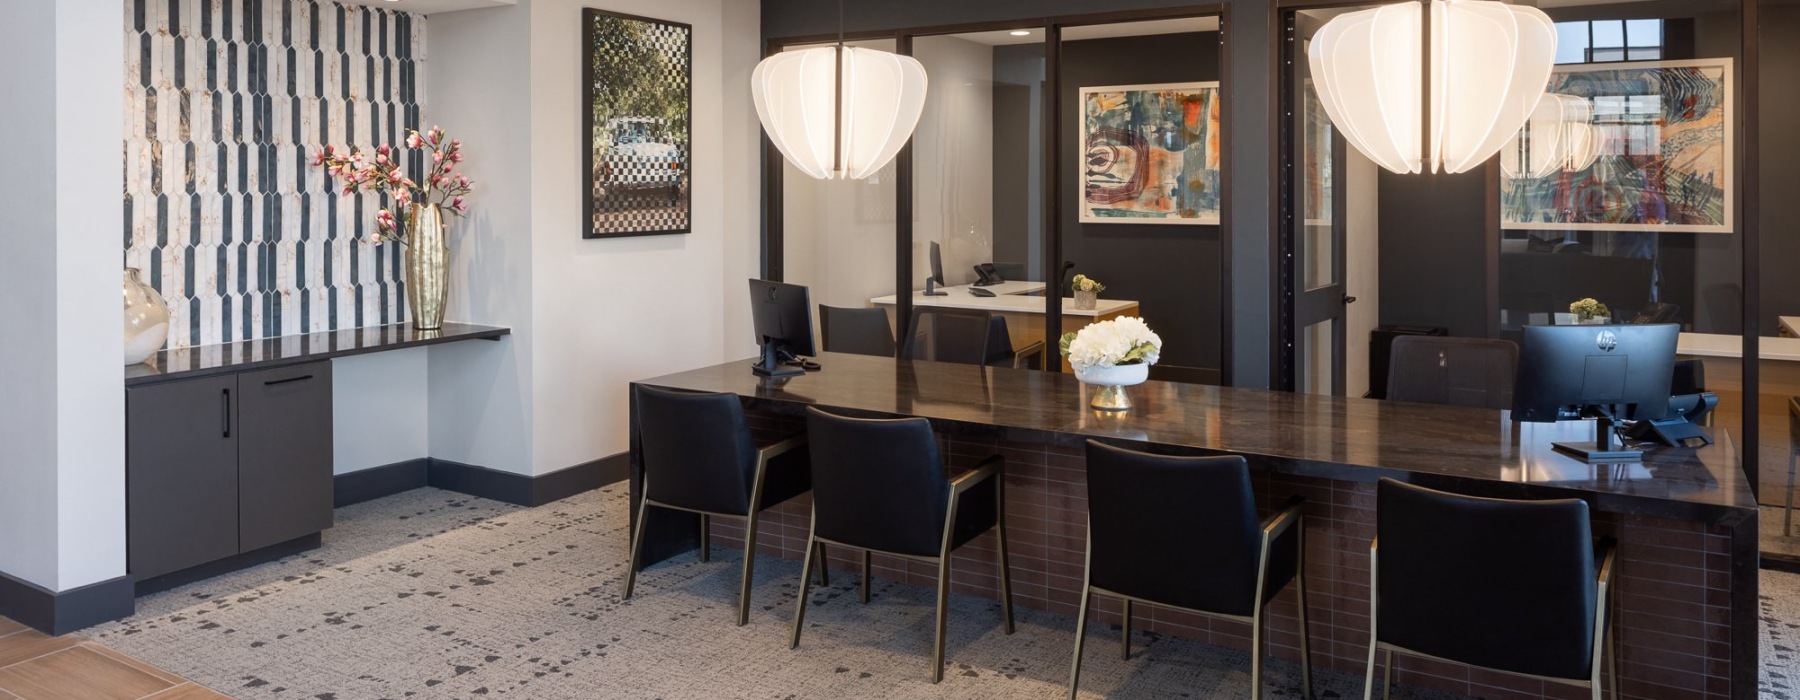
[631,354,1758,699]
[870,283,1141,371]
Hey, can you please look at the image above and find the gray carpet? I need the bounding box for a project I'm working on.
[1762,567,1800,698]
[87,485,1603,699]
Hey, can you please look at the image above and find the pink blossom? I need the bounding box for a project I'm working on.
[443,162,454,173]
[455,175,469,188]
[432,151,443,163]
[451,196,467,213]
[342,186,354,196]
[376,144,391,156]
[406,132,423,149]
[450,151,463,163]
[389,170,404,184]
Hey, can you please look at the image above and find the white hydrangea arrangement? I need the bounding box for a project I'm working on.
[1058,316,1163,372]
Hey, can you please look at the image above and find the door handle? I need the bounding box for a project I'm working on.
[264,374,314,386]
[221,388,231,438]
[1344,295,1358,305]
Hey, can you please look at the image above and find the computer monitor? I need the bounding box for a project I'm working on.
[924,241,948,296]
[748,279,816,378]
[1512,323,1679,462]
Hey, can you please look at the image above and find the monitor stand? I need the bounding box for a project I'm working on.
[1552,415,1642,463]
[752,342,804,378]
[923,277,948,297]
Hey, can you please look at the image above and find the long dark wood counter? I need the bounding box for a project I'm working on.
[630,353,1758,699]
[126,322,510,387]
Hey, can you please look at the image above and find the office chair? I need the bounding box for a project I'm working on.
[902,307,1045,369]
[791,407,1015,683]
[819,305,897,357]
[1385,336,1518,410]
[625,386,828,626]
[1068,441,1312,700]
[1364,478,1616,700]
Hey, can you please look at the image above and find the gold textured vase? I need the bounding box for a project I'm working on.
[405,204,449,331]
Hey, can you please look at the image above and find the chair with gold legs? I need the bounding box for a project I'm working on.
[1067,441,1312,700]
[790,407,1015,683]
[624,386,827,626]
[1363,478,1617,700]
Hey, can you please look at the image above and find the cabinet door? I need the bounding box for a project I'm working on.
[237,362,335,552]
[127,374,240,580]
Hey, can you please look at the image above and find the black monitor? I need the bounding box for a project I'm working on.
[1512,323,1679,462]
[924,241,948,296]
[748,279,816,378]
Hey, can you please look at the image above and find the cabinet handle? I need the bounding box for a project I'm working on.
[264,374,314,386]
[221,388,231,438]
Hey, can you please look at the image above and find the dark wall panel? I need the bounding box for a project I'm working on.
[1377,169,1491,338]
[1059,33,1224,373]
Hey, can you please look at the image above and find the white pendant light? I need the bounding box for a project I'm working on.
[752,45,928,180]
[1309,0,1557,175]
[1500,93,1605,179]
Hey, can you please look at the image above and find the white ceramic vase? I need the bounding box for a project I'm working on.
[1074,362,1150,411]
[123,268,170,365]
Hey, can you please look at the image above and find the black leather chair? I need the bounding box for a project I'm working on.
[1364,478,1617,700]
[624,386,827,626]
[1069,441,1312,700]
[1385,336,1518,410]
[791,407,1015,683]
[820,305,897,357]
[902,307,1045,370]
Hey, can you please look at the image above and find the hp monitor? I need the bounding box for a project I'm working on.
[1512,323,1679,462]
[748,279,816,378]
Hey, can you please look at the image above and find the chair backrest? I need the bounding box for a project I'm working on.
[820,305,897,357]
[804,408,951,557]
[635,385,759,515]
[1375,478,1597,681]
[902,307,1014,367]
[1084,441,1262,616]
[1386,336,1518,410]
[1672,358,1706,396]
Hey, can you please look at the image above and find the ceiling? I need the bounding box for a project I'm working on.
[328,0,515,14]
[925,17,1221,46]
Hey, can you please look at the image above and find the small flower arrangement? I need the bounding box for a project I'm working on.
[1058,316,1162,372]
[1570,298,1610,321]
[313,125,474,245]
[1072,274,1105,294]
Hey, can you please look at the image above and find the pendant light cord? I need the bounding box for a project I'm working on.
[833,0,845,176]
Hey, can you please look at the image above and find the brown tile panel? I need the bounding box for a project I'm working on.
[704,416,1739,700]
[0,646,176,700]
[0,629,83,669]
[145,684,236,700]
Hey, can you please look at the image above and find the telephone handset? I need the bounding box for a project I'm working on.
[973,263,1005,287]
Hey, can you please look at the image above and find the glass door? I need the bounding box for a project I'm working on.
[1285,12,1350,395]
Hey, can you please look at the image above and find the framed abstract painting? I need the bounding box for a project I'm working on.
[1078,82,1222,225]
[1500,59,1732,233]
[582,9,693,238]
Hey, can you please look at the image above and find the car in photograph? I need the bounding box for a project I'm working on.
[597,117,686,195]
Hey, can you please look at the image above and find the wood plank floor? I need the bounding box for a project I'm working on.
[0,616,230,700]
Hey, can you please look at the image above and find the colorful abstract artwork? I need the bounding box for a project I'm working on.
[1500,59,1732,233]
[1079,82,1222,224]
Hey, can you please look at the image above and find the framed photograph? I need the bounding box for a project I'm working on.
[1078,82,1222,225]
[1500,59,1733,233]
[582,9,693,238]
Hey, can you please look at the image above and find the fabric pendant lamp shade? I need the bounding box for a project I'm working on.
[1309,0,1557,175]
[752,46,929,180]
[1500,94,1604,179]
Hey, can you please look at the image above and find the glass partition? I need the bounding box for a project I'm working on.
[1760,0,1799,560]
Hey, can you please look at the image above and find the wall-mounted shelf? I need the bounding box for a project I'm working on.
[125,322,511,387]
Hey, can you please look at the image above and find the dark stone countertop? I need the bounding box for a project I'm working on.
[126,322,510,387]
[633,352,1755,522]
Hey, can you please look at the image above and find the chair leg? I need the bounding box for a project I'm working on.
[1120,599,1132,661]
[996,481,1015,635]
[1250,608,1264,700]
[1296,563,1314,700]
[1607,600,1620,700]
[1381,648,1393,700]
[736,512,760,626]
[814,540,830,587]
[1786,448,1796,537]
[1362,639,1379,700]
[860,550,872,604]
[1067,587,1093,700]
[932,554,952,684]
[698,514,711,563]
[789,531,818,649]
[624,497,652,599]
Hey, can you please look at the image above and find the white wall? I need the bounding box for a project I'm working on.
[333,350,430,474]
[1344,148,1380,398]
[0,0,127,593]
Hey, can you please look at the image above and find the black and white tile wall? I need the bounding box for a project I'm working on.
[124,0,426,349]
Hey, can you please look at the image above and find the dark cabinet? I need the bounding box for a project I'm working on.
[238,363,334,552]
[126,374,240,580]
[126,361,334,581]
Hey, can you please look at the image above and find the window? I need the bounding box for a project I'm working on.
[1553,19,1663,64]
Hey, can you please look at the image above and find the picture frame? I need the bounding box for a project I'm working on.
[1078,81,1223,225]
[582,8,694,238]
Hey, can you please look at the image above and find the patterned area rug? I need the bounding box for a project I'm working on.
[90,487,1462,699]
[1763,568,1800,699]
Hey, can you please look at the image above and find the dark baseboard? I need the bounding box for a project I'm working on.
[334,458,431,507]
[0,571,135,636]
[426,453,627,507]
[133,533,325,596]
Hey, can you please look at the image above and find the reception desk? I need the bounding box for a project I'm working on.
[629,354,1757,699]
[870,282,1140,371]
